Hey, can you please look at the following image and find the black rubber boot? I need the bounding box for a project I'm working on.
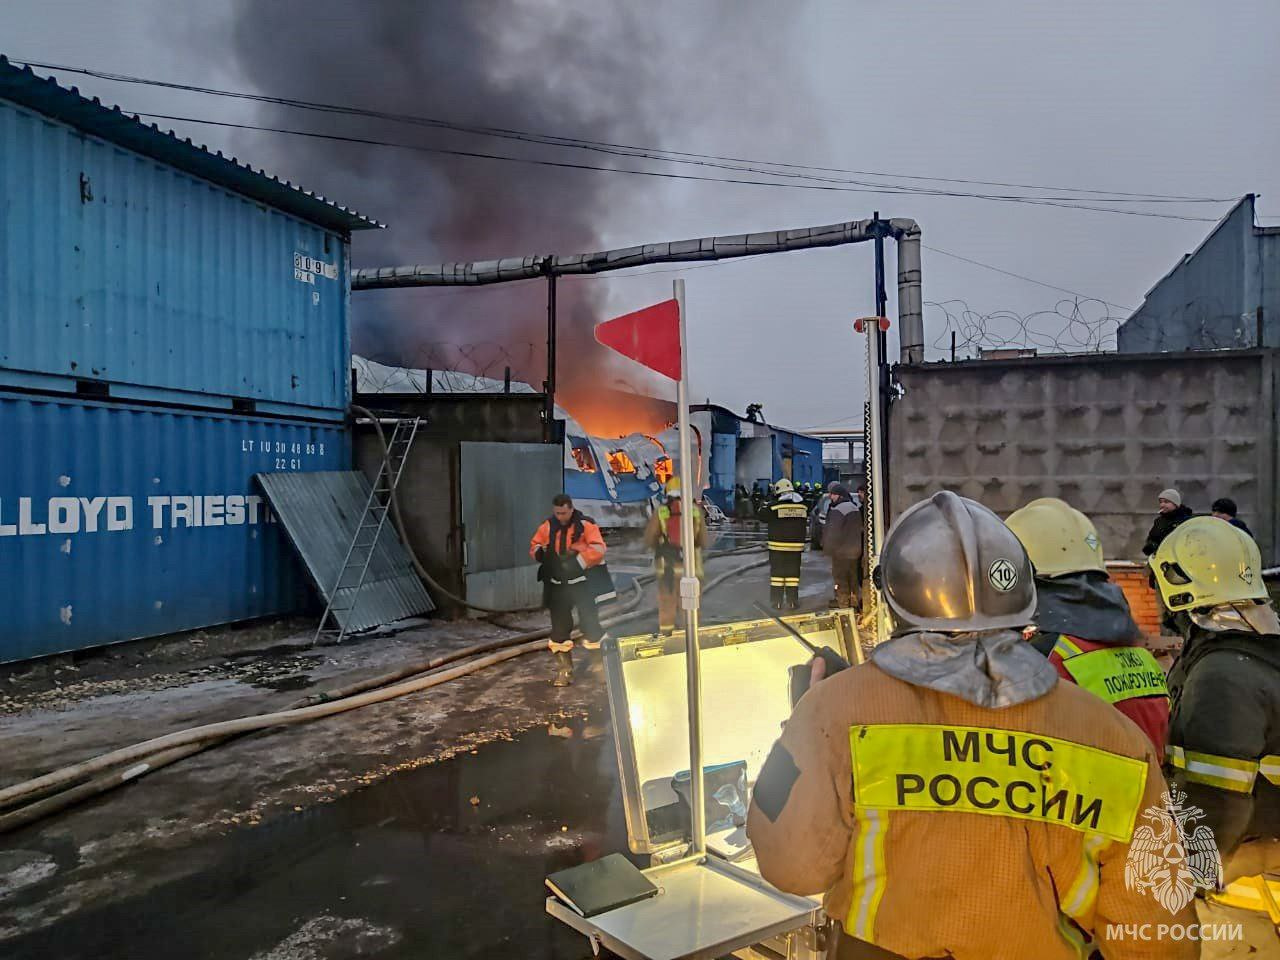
[770,586,785,609]
[785,586,800,610]
[551,650,574,687]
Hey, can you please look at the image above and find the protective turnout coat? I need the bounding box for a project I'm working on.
[747,641,1193,960]
[1167,626,1280,867]
[1032,573,1169,761]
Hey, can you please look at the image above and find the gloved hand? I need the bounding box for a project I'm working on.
[534,546,546,563]
[788,649,850,707]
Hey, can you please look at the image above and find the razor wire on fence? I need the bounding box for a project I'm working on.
[925,297,1126,357]
[926,296,1264,358]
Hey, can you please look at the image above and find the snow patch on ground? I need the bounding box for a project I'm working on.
[249,914,401,960]
[0,852,58,901]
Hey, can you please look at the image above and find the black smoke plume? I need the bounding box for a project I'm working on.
[225,1,811,432]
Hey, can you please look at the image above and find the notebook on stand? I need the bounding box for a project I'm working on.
[545,853,659,918]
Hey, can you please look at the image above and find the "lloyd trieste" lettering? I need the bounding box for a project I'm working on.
[0,495,274,536]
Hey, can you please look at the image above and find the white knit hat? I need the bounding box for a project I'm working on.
[1158,488,1182,506]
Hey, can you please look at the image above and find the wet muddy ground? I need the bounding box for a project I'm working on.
[4,527,1275,958]
[2,525,834,956]
[3,715,623,959]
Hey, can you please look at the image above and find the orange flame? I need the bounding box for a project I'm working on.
[607,450,637,474]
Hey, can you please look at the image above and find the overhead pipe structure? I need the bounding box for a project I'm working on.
[354,219,923,369]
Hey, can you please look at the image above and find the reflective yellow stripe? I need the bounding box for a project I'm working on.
[1168,745,1258,793]
[1056,913,1090,960]
[845,808,887,943]
[1060,646,1168,704]
[1054,634,1085,660]
[850,724,1147,842]
[766,541,806,552]
[1061,832,1110,923]
[1260,756,1280,786]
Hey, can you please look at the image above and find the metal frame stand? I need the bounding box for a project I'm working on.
[313,415,421,645]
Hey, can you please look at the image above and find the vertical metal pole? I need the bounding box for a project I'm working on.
[545,274,558,442]
[865,320,887,580]
[674,278,705,857]
[872,215,891,524]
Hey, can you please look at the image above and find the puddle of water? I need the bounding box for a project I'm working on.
[5,715,629,960]
[248,674,314,693]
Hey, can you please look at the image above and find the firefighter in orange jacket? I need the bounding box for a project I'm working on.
[746,491,1193,960]
[530,493,607,687]
[1006,497,1169,760]
[643,477,707,634]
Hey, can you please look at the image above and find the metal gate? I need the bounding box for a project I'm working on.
[459,441,563,611]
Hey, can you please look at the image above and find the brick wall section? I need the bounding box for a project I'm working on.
[1107,562,1162,639]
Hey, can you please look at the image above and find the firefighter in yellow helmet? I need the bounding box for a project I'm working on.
[1155,516,1280,879]
[643,476,706,635]
[765,478,808,610]
[747,491,1192,959]
[1006,498,1169,758]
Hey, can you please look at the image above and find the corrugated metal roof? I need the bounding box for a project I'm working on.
[0,56,382,233]
[256,471,434,633]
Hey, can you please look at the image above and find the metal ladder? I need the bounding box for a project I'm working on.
[313,416,422,646]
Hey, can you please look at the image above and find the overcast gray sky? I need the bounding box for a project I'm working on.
[6,0,1278,433]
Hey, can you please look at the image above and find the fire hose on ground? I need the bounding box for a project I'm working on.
[0,552,767,834]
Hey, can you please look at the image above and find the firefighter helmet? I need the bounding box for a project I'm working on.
[774,479,795,496]
[1152,516,1267,612]
[879,490,1037,636]
[1005,497,1106,578]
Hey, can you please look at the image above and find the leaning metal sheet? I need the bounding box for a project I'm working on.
[256,470,434,632]
[545,857,819,960]
[604,613,839,853]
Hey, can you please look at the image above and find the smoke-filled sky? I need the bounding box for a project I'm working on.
[6,1,1280,434]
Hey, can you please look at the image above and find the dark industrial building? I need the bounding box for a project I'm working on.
[1119,194,1280,352]
[351,390,563,618]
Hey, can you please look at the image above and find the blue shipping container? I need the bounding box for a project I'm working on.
[0,392,348,662]
[0,76,370,418]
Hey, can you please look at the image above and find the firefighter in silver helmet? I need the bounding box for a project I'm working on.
[747,491,1189,959]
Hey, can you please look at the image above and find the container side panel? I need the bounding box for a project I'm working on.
[0,394,348,662]
[0,99,348,411]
